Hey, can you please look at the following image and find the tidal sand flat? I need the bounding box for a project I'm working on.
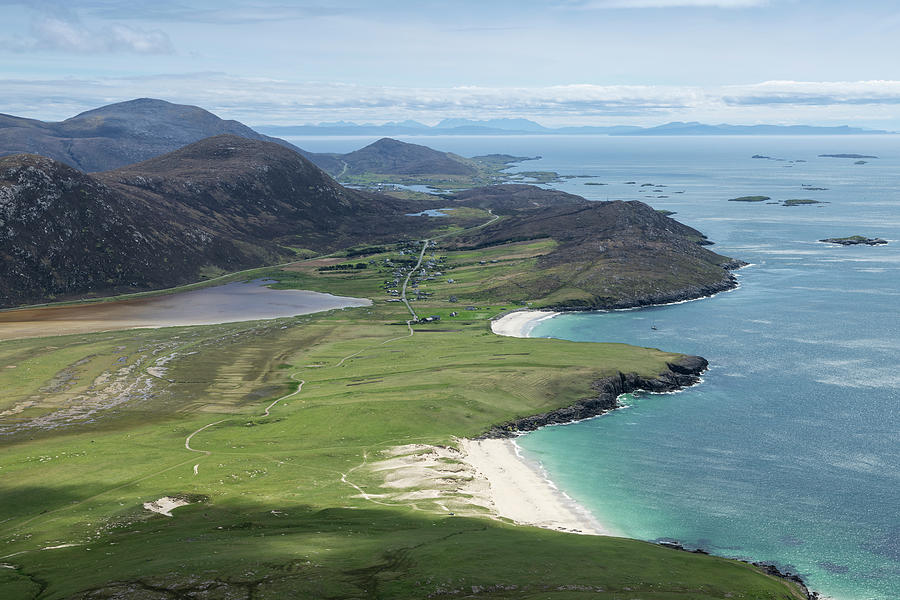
[0,279,370,340]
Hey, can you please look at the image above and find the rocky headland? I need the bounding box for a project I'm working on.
[479,355,708,438]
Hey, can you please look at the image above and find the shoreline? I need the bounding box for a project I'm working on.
[490,310,559,338]
[457,437,610,536]
[478,308,708,541]
[484,297,819,600]
[489,263,751,339]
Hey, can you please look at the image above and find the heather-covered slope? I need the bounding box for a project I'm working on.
[446,184,590,214]
[0,154,194,306]
[0,136,427,307]
[339,137,477,176]
[451,200,744,308]
[303,137,478,177]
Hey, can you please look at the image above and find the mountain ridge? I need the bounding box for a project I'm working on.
[0,135,430,307]
[259,119,892,137]
[0,98,306,172]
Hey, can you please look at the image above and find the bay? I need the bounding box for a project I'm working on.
[293,134,900,600]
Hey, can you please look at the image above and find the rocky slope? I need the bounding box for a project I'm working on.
[0,98,303,172]
[451,200,744,309]
[0,136,427,307]
[0,154,188,306]
[480,354,709,437]
[303,137,478,177]
[444,184,589,214]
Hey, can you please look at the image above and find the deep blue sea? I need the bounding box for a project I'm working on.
[289,134,900,600]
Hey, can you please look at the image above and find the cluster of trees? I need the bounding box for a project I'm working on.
[317,263,369,272]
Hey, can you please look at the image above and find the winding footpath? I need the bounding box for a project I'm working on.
[1,214,503,565]
[183,213,503,492]
[186,237,432,476]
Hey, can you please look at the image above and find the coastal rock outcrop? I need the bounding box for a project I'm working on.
[450,200,746,310]
[479,355,708,438]
[820,236,887,246]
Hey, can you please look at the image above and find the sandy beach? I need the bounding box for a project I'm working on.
[458,438,608,535]
[491,310,560,338]
[365,439,607,536]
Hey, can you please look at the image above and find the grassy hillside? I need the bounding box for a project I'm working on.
[446,201,744,309]
[0,235,805,599]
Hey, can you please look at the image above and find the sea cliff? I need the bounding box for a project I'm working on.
[479,355,708,438]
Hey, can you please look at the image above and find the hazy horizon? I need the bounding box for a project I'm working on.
[2,1,900,129]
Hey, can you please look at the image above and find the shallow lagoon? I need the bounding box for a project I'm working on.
[0,279,370,340]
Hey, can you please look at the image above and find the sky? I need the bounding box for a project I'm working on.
[2,0,900,129]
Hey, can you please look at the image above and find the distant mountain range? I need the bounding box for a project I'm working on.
[258,119,892,137]
[0,98,302,172]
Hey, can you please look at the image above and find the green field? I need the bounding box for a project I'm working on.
[0,238,806,598]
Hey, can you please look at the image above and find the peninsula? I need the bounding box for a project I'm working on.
[0,116,810,599]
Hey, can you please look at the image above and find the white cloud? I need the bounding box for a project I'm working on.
[29,14,173,54]
[724,80,900,106]
[0,4,173,55]
[2,75,899,129]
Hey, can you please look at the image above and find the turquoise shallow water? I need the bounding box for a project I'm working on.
[294,134,900,600]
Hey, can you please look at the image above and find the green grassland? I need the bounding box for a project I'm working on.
[0,239,806,598]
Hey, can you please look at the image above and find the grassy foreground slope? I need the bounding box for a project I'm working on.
[0,240,804,598]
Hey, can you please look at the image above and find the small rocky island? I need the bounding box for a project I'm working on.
[783,198,824,206]
[819,153,878,159]
[820,235,888,246]
[728,195,770,202]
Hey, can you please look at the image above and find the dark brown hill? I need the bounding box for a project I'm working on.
[445,184,590,214]
[0,136,428,307]
[0,98,303,172]
[0,154,193,306]
[98,135,420,251]
[328,138,477,176]
[451,200,744,309]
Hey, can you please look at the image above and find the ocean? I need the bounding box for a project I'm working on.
[289,134,900,600]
